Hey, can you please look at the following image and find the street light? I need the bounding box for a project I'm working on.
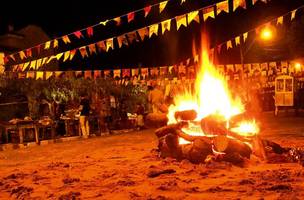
[260,27,273,41]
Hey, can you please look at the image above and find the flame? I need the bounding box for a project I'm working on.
[167,33,250,145]
[230,120,259,137]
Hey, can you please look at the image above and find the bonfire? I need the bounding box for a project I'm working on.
[155,34,303,166]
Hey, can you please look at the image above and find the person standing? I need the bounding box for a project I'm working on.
[79,93,90,138]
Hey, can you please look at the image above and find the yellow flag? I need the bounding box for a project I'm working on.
[203,7,215,21]
[45,72,53,80]
[291,9,296,20]
[161,19,171,34]
[233,0,246,11]
[22,62,30,71]
[19,51,26,60]
[235,36,240,45]
[187,11,199,24]
[227,40,233,49]
[216,1,229,14]
[63,51,70,62]
[42,57,48,65]
[29,60,36,70]
[36,71,44,80]
[26,71,35,79]
[69,50,76,60]
[55,71,63,78]
[47,56,56,64]
[53,39,59,48]
[149,24,159,38]
[106,38,114,51]
[114,69,121,78]
[277,16,283,25]
[99,20,109,26]
[36,59,42,69]
[159,1,168,13]
[176,15,187,30]
[243,32,248,43]
[44,41,51,49]
[56,53,64,60]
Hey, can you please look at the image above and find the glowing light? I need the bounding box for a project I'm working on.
[295,63,301,71]
[260,27,273,41]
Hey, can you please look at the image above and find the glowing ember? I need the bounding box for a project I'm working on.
[230,120,259,137]
[167,33,257,145]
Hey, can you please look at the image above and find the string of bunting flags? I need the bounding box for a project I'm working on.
[4,0,270,66]
[8,1,299,73]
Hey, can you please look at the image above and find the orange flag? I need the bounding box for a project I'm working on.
[19,51,26,60]
[62,35,71,44]
[216,1,229,14]
[132,68,139,76]
[127,32,139,44]
[84,71,92,79]
[9,54,15,61]
[233,0,246,11]
[96,41,106,52]
[203,7,215,21]
[88,44,97,54]
[291,9,296,20]
[106,38,114,51]
[26,71,35,79]
[114,69,121,78]
[176,15,187,30]
[55,71,63,78]
[94,70,101,79]
[26,49,32,57]
[117,35,128,48]
[69,49,76,60]
[79,46,88,58]
[137,27,149,41]
[53,39,59,48]
[113,17,121,26]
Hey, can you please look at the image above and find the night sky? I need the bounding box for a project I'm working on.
[0,0,157,37]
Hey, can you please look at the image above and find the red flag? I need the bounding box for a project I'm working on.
[4,56,9,64]
[36,44,41,54]
[87,27,94,37]
[127,12,135,23]
[26,49,32,57]
[74,31,83,39]
[144,6,152,17]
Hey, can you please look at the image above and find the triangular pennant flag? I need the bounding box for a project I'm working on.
[84,71,92,79]
[22,62,30,71]
[176,15,187,30]
[127,12,135,23]
[227,40,233,49]
[291,9,296,20]
[113,17,121,26]
[87,27,94,37]
[96,41,106,52]
[252,0,258,5]
[44,41,51,49]
[180,0,186,5]
[117,35,129,48]
[216,0,229,14]
[194,54,199,63]
[45,72,53,80]
[203,7,215,21]
[144,5,152,17]
[36,44,41,54]
[159,1,168,13]
[141,68,148,77]
[149,24,159,38]
[233,0,246,11]
[94,70,101,79]
[36,71,44,80]
[235,36,240,46]
[122,69,131,78]
[9,54,15,61]
[99,20,109,26]
[132,68,139,76]
[187,11,199,24]
[62,35,71,44]
[69,49,77,60]
[36,59,42,69]
[114,69,121,78]
[26,49,32,57]
[137,27,149,41]
[88,44,97,54]
[42,57,48,65]
[56,52,64,60]
[127,32,139,44]
[75,71,83,77]
[74,31,83,39]
[29,60,36,70]
[47,56,56,64]
[26,71,35,79]
[63,51,70,62]
[277,16,283,25]
[19,51,26,60]
[55,71,63,78]
[243,32,248,43]
[106,38,114,51]
[79,46,88,58]
[53,39,59,48]
[161,19,171,34]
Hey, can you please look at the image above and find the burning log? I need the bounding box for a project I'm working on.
[174,110,197,121]
[155,121,188,138]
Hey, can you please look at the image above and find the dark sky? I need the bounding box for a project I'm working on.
[0,0,158,37]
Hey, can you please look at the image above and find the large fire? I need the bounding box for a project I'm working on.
[167,35,259,145]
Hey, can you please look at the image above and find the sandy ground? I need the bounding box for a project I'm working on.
[0,113,304,200]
